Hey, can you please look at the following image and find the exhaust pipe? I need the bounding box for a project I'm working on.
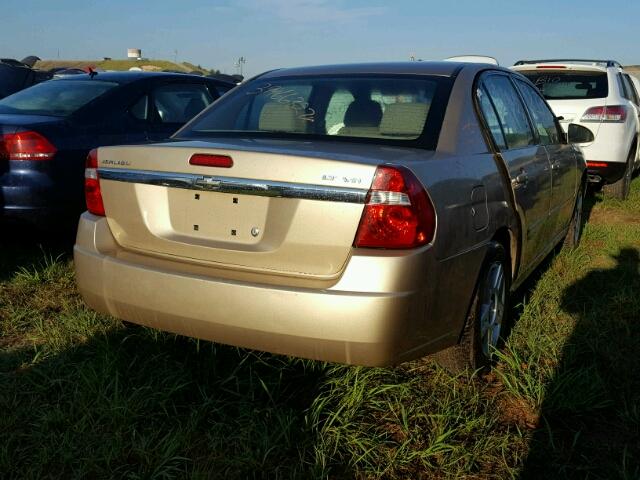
[587,174,602,183]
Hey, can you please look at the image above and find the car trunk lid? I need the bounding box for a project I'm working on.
[97,139,427,278]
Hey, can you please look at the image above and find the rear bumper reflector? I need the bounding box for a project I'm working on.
[98,168,368,204]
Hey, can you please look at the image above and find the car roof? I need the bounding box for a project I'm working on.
[512,63,608,73]
[49,71,234,85]
[513,58,621,69]
[259,61,511,79]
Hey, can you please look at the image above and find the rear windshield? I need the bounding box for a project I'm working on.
[177,75,451,148]
[0,79,117,116]
[520,71,608,99]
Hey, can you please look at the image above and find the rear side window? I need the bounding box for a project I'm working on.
[212,84,233,96]
[476,85,506,149]
[515,79,561,145]
[481,75,535,149]
[178,75,450,148]
[0,79,117,116]
[129,95,150,121]
[153,83,214,124]
[520,71,608,99]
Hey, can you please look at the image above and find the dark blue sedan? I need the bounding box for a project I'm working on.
[0,71,234,230]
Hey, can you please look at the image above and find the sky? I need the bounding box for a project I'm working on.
[2,0,639,76]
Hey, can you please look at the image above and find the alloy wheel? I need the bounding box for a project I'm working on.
[479,261,506,358]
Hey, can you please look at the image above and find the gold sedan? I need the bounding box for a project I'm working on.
[75,62,586,369]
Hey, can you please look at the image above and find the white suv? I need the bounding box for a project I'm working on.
[512,59,640,199]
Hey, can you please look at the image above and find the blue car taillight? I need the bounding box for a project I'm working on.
[0,131,57,161]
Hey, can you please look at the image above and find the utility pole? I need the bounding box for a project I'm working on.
[235,56,246,76]
[174,49,178,63]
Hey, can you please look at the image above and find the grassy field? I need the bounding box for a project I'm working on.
[34,59,210,74]
[1,179,639,479]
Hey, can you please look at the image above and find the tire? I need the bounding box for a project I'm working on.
[603,151,633,200]
[563,180,585,250]
[434,242,510,373]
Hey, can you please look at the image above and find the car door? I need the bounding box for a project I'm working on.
[514,77,578,237]
[477,72,553,271]
[146,81,218,141]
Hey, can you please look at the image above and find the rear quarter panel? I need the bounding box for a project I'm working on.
[393,65,518,350]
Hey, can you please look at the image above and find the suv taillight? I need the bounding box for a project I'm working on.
[0,131,57,160]
[354,165,436,249]
[85,148,105,216]
[581,105,627,123]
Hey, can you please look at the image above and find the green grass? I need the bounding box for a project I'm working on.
[2,180,640,479]
[34,59,210,74]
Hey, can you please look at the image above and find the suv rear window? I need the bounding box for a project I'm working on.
[519,71,608,99]
[0,79,117,116]
[177,75,451,148]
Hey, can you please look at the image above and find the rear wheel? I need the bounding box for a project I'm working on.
[603,151,633,200]
[435,242,510,372]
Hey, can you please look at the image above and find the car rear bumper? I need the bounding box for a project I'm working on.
[0,165,81,228]
[578,123,635,183]
[74,213,473,366]
[585,162,627,184]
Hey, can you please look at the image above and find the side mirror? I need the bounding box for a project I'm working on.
[566,123,594,144]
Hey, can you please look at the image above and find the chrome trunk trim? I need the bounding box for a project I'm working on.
[98,168,368,204]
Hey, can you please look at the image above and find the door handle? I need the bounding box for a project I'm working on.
[512,171,529,188]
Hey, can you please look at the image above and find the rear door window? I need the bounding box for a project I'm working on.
[520,71,608,99]
[514,79,562,145]
[482,75,536,149]
[152,83,215,124]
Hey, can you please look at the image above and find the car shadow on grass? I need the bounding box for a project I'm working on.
[0,225,74,281]
[518,248,640,479]
[0,320,328,479]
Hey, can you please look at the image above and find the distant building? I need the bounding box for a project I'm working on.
[127,48,142,60]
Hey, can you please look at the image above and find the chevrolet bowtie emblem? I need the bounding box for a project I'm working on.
[195,177,222,189]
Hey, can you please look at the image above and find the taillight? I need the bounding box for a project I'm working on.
[586,161,609,168]
[0,131,57,160]
[581,105,627,123]
[85,148,105,216]
[354,165,436,249]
